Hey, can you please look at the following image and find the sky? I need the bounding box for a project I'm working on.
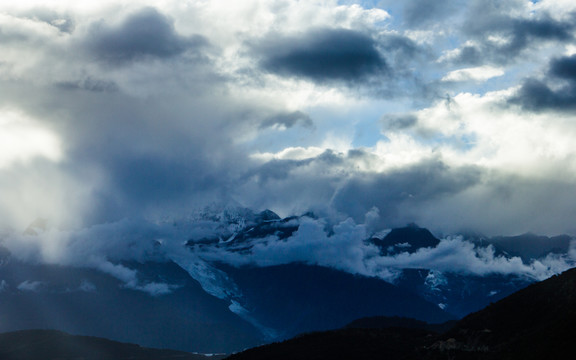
[2,0,576,236]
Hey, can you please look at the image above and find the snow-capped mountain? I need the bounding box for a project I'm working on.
[0,205,574,352]
[178,206,574,318]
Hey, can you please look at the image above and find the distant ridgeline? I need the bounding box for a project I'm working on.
[0,330,224,360]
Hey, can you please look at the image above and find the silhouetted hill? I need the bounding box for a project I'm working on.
[0,329,226,360]
[427,267,576,359]
[226,327,434,360]
[226,267,576,360]
[346,315,456,333]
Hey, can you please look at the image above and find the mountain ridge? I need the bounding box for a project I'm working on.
[227,266,576,360]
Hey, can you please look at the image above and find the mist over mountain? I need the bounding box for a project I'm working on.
[1,205,574,352]
[0,254,261,353]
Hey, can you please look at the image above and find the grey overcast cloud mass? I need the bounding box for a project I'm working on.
[3,0,576,240]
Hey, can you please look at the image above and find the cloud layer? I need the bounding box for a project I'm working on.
[4,211,573,301]
[1,0,576,240]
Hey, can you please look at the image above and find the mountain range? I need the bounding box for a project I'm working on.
[0,206,573,353]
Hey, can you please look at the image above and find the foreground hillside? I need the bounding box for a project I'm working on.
[431,267,576,359]
[227,267,576,360]
[0,330,225,360]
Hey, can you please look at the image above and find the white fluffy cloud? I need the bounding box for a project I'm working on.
[442,66,505,82]
[196,215,575,282]
[0,110,62,168]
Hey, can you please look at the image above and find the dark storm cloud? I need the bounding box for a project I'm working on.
[243,150,351,189]
[259,111,314,130]
[377,33,421,63]
[56,77,119,93]
[237,150,364,216]
[107,156,207,205]
[85,7,207,65]
[510,54,576,111]
[0,68,246,226]
[239,151,486,231]
[550,54,576,80]
[255,28,387,83]
[454,17,572,66]
[381,114,418,131]
[245,158,313,185]
[511,78,576,111]
[64,95,244,224]
[449,45,482,66]
[402,0,462,28]
[449,1,574,66]
[76,142,238,225]
[466,13,573,42]
[332,160,482,227]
